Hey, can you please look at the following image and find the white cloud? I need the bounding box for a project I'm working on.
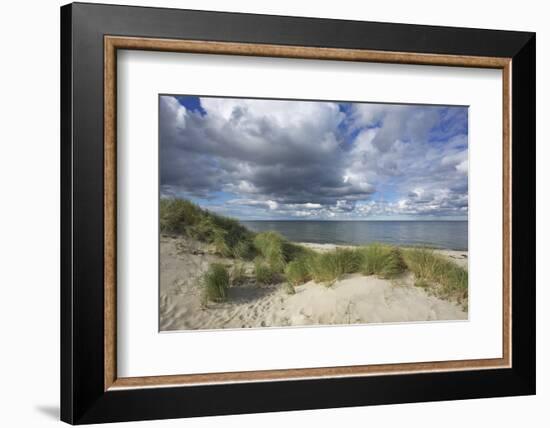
[266,200,278,210]
[456,160,468,174]
[160,96,468,219]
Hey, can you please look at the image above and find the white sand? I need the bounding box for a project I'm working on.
[160,235,468,331]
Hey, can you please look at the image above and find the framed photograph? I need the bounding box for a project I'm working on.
[60,2,535,424]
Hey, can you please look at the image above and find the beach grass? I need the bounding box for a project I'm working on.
[283,282,296,295]
[403,248,468,304]
[253,231,287,272]
[380,248,407,278]
[308,248,364,284]
[230,262,248,286]
[163,197,467,307]
[160,198,256,260]
[201,263,230,303]
[254,258,278,285]
[302,245,406,284]
[360,244,407,278]
[232,240,256,260]
[285,257,312,286]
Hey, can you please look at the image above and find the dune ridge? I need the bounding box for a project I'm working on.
[160,235,467,331]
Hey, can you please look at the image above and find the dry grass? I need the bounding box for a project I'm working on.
[403,248,468,305]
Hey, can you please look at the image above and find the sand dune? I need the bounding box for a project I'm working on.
[159,235,467,331]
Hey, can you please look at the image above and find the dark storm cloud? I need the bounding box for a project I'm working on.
[160,96,374,205]
[159,96,468,219]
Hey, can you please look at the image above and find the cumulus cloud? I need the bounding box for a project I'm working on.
[160,95,468,219]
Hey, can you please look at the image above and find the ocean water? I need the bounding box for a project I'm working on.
[241,220,468,251]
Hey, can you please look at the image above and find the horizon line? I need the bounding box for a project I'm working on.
[237,218,468,222]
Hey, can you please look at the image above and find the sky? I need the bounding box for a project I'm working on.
[159,95,468,221]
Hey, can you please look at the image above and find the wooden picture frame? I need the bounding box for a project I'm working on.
[61,2,535,424]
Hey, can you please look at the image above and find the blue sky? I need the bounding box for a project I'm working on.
[160,95,468,220]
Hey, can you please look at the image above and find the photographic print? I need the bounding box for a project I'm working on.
[159,95,469,331]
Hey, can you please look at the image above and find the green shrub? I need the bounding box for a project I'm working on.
[285,257,311,286]
[254,259,277,285]
[201,263,230,303]
[403,248,468,303]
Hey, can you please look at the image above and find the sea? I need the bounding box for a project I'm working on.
[241,220,468,251]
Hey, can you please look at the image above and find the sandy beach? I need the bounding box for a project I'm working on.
[160,235,468,331]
